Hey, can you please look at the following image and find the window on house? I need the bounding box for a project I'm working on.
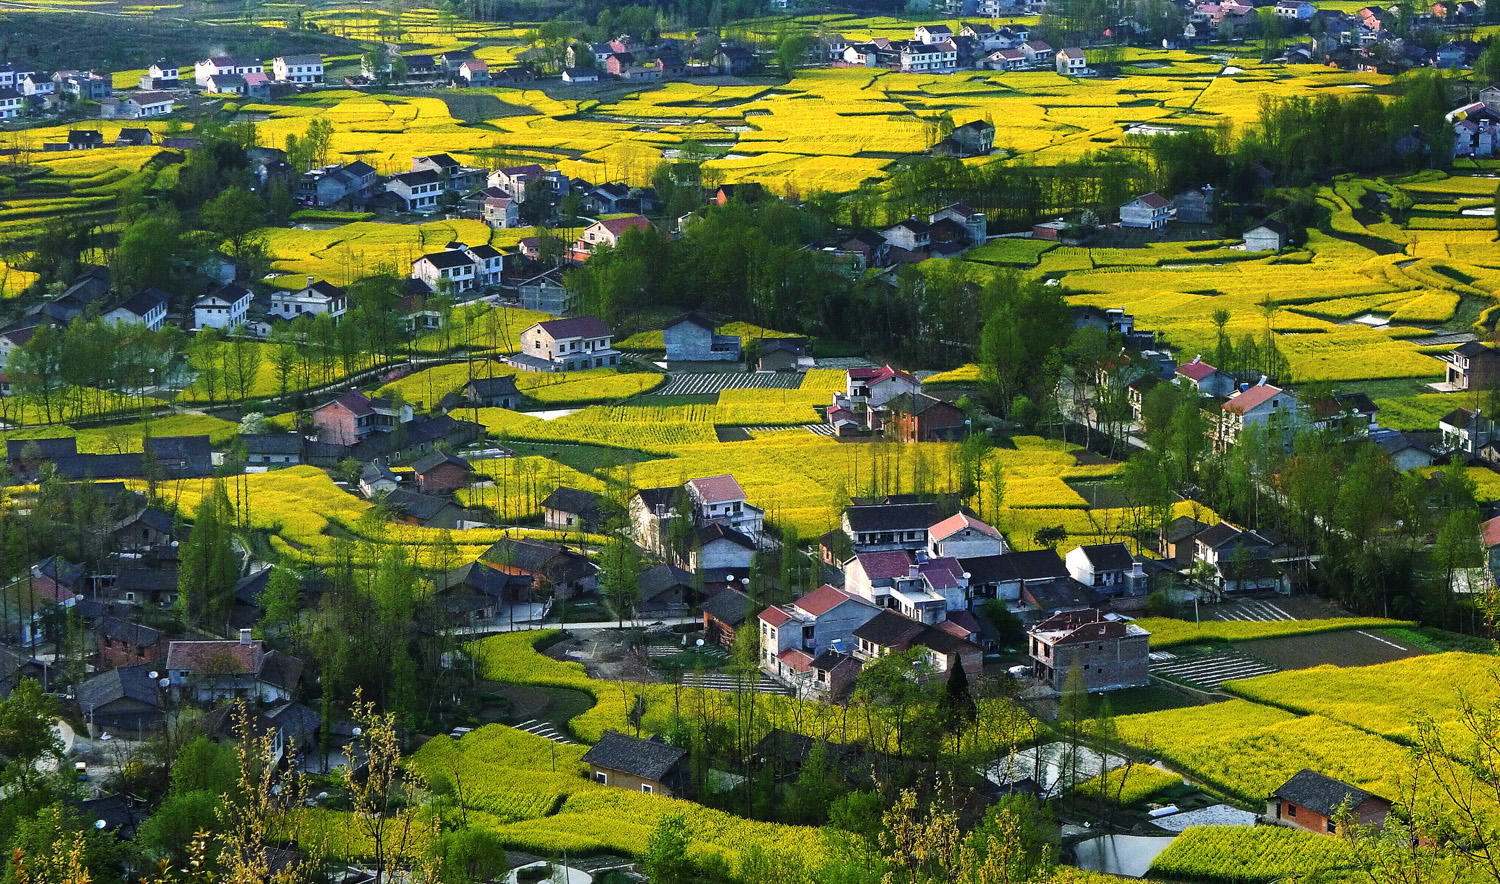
[641,784,653,794]
[595,772,608,784]
[1287,804,1297,817]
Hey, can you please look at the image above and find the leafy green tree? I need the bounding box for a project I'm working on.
[433,828,507,884]
[642,813,693,884]
[136,790,223,866]
[775,32,811,78]
[600,537,641,629]
[169,736,238,796]
[112,215,184,295]
[201,186,266,271]
[0,679,62,799]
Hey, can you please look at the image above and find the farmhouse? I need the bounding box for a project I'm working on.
[511,316,619,372]
[759,585,879,687]
[884,392,966,442]
[570,215,651,262]
[193,284,251,330]
[103,289,168,331]
[842,501,942,554]
[542,486,600,532]
[1243,220,1290,251]
[852,609,982,680]
[928,511,1007,559]
[1027,608,1150,692]
[1218,383,1299,450]
[270,278,346,321]
[312,390,412,446]
[1120,192,1172,229]
[1064,543,1146,595]
[194,56,261,88]
[272,54,324,84]
[663,312,741,362]
[686,474,765,539]
[1267,770,1391,834]
[411,451,472,494]
[582,731,688,797]
[463,375,519,408]
[385,170,444,213]
[1055,47,1088,75]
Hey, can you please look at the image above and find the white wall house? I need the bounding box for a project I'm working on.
[516,316,619,371]
[273,54,324,84]
[1120,192,1172,229]
[194,56,261,88]
[386,170,443,213]
[270,278,346,320]
[193,284,251,330]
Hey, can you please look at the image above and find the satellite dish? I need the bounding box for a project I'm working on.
[695,638,704,647]
[148,671,159,680]
[962,572,971,580]
[158,678,169,688]
[352,727,362,737]
[94,820,107,830]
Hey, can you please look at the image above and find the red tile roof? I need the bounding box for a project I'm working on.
[687,474,746,504]
[1176,358,1218,381]
[759,606,791,627]
[794,585,856,617]
[929,512,1001,542]
[324,390,373,416]
[597,215,651,237]
[777,648,814,671]
[1223,384,1283,415]
[856,550,914,580]
[1485,515,1500,548]
[165,639,263,674]
[870,365,919,387]
[1137,192,1171,209]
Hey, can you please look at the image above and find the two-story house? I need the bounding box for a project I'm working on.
[412,153,485,193]
[853,609,982,679]
[1193,521,1285,593]
[311,390,413,446]
[386,170,444,213]
[102,289,168,331]
[1055,47,1088,75]
[899,39,959,72]
[1446,341,1500,391]
[164,631,302,704]
[412,245,478,293]
[1120,192,1172,229]
[272,54,324,84]
[1064,543,1146,596]
[1217,382,1299,451]
[1176,355,1234,396]
[483,195,519,228]
[842,551,971,624]
[685,474,764,539]
[52,70,111,101]
[489,163,545,201]
[193,284,251,330]
[270,278,346,321]
[512,316,619,371]
[1441,407,1493,457]
[846,365,921,409]
[841,501,942,554]
[1028,608,1150,692]
[194,56,261,88]
[928,512,1007,559]
[140,61,180,90]
[569,215,651,262]
[760,585,880,691]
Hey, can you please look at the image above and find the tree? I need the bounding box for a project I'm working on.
[1477,41,1500,89]
[112,215,184,294]
[169,736,238,796]
[259,566,303,639]
[0,679,63,799]
[600,537,641,629]
[642,813,693,884]
[176,479,238,627]
[201,187,266,271]
[344,691,426,883]
[775,32,811,78]
[432,828,506,884]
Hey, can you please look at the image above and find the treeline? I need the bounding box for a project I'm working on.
[2,319,179,425]
[1122,380,1489,630]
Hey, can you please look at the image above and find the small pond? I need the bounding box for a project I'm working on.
[1073,834,1176,878]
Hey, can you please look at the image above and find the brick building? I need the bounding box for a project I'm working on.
[1267,769,1392,835]
[1027,608,1149,692]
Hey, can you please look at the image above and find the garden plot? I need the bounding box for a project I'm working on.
[1210,598,1297,622]
[1150,650,1279,691]
[652,371,804,396]
[680,671,790,695]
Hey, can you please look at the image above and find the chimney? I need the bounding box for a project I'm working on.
[306,276,314,290]
[239,628,253,645]
[1257,375,1269,386]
